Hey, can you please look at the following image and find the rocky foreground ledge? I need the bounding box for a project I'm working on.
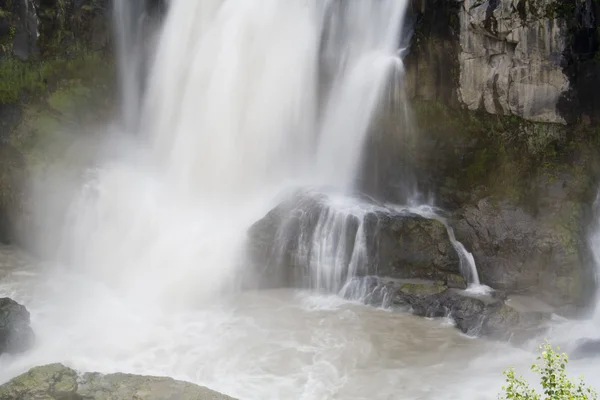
[0,364,236,400]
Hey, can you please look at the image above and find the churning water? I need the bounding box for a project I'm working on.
[2,1,600,399]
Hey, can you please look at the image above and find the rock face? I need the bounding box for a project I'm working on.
[390,0,600,312]
[0,363,237,400]
[246,191,463,290]
[0,297,34,356]
[458,0,569,123]
[0,0,112,60]
[454,197,594,309]
[406,0,599,124]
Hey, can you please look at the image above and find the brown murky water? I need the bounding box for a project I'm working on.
[0,245,598,400]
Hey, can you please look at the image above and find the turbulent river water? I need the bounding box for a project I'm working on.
[1,247,600,400]
[2,0,600,399]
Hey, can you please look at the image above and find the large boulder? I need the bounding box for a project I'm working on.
[0,297,34,356]
[0,363,237,399]
[246,191,463,290]
[453,195,595,312]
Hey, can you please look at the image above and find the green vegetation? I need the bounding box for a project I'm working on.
[500,343,598,400]
[411,100,598,211]
[0,52,114,104]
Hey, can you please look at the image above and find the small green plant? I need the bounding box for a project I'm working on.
[500,342,598,400]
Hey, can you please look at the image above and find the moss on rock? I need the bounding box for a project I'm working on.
[398,282,447,296]
[0,363,78,399]
[0,363,237,400]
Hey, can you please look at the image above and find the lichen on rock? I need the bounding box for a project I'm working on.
[0,364,237,400]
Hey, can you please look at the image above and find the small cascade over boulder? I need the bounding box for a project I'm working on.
[245,190,465,293]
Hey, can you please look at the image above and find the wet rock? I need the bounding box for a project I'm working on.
[369,210,461,282]
[445,273,467,290]
[0,297,34,356]
[0,363,237,399]
[245,191,325,288]
[393,286,549,339]
[480,304,548,341]
[453,197,594,311]
[246,191,462,289]
[571,338,600,360]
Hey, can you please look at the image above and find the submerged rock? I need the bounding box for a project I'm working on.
[0,297,34,356]
[0,364,237,400]
[245,191,462,290]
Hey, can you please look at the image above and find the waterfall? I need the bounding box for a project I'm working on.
[113,0,147,132]
[53,0,413,307]
[314,1,406,190]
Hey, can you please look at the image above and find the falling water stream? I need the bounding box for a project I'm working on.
[2,1,600,399]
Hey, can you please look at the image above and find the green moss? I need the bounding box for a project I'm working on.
[445,274,467,289]
[10,80,108,167]
[0,51,114,104]
[412,100,598,211]
[0,58,49,103]
[0,363,79,399]
[399,283,447,296]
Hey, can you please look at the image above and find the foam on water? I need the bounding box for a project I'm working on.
[3,250,600,398]
[0,256,534,399]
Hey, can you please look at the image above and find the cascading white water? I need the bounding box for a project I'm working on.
[113,0,147,132]
[55,0,412,308]
[315,1,406,190]
[397,204,489,291]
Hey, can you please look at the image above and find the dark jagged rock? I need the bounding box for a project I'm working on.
[246,191,461,289]
[393,283,549,339]
[366,210,461,282]
[0,363,237,400]
[0,297,34,356]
